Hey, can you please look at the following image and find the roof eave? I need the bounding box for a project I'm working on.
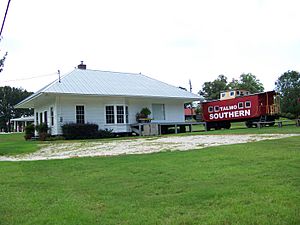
[15,92,43,109]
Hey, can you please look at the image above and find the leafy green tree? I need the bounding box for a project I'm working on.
[275,70,300,118]
[227,78,239,90]
[0,86,33,132]
[238,73,264,93]
[199,74,228,100]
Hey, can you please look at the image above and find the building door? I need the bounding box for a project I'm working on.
[152,104,165,120]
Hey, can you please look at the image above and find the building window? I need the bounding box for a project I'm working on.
[214,106,220,112]
[117,105,124,124]
[125,106,129,124]
[236,91,240,96]
[76,105,85,124]
[106,105,129,124]
[36,112,39,124]
[50,107,54,126]
[152,104,165,120]
[106,106,115,124]
[40,112,43,124]
[245,101,251,108]
[238,102,244,109]
[208,106,213,113]
[230,91,235,96]
[221,93,225,98]
[44,111,48,124]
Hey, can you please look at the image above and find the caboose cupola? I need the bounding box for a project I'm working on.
[220,89,250,100]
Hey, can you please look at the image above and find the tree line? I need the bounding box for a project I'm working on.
[0,86,33,132]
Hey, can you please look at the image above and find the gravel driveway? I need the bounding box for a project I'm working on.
[0,134,298,161]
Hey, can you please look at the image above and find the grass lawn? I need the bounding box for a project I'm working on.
[0,133,40,156]
[0,127,300,224]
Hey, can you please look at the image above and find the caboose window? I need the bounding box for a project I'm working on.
[214,106,220,112]
[208,106,213,113]
[238,102,243,109]
[245,101,251,108]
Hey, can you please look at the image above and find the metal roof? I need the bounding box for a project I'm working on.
[17,69,200,108]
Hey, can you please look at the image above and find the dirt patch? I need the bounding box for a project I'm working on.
[0,134,298,161]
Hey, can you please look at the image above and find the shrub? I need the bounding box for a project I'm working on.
[35,123,49,134]
[280,112,296,119]
[35,123,49,141]
[98,129,114,138]
[62,123,99,140]
[24,124,35,140]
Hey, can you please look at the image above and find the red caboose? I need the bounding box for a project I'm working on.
[201,90,280,130]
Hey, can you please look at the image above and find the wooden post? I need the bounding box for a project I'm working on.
[296,119,300,127]
[138,124,142,136]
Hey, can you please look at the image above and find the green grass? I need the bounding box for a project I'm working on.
[0,133,40,156]
[0,132,299,224]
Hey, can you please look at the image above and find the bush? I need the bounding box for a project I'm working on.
[35,123,49,141]
[62,123,99,140]
[35,123,49,134]
[280,112,296,119]
[98,129,114,138]
[24,124,35,140]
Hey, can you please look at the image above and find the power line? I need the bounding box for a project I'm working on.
[0,0,11,38]
[1,72,57,83]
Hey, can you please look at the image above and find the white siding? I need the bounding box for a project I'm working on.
[44,95,186,135]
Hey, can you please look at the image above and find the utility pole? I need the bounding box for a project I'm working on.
[189,79,192,93]
[0,0,12,38]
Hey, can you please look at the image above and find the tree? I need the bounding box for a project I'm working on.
[275,70,300,118]
[238,73,264,93]
[227,78,239,90]
[0,86,33,132]
[199,74,228,100]
[0,51,7,73]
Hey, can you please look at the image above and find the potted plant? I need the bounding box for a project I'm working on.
[136,107,152,123]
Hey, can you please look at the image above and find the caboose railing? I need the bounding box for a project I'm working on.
[266,104,280,115]
[265,92,280,115]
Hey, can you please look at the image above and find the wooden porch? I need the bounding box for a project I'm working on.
[131,121,205,136]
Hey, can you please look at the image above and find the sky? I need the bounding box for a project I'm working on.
[0,0,299,93]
